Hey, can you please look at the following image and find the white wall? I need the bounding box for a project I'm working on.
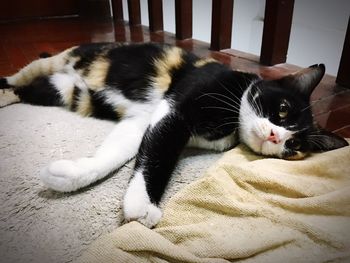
[288,0,349,75]
[121,0,350,76]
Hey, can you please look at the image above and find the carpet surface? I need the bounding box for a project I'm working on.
[76,140,350,263]
[0,104,221,263]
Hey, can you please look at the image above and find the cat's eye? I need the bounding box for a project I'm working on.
[286,139,301,150]
[279,102,289,118]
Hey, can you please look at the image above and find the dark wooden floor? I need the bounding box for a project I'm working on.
[0,17,349,137]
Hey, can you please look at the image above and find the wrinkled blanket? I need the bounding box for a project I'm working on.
[76,142,350,263]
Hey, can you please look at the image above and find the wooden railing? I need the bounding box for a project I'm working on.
[111,0,349,88]
[336,17,350,88]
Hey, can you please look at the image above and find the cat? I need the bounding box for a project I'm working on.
[0,42,348,228]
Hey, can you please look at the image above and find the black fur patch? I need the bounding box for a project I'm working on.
[105,43,164,101]
[0,78,12,89]
[70,86,81,111]
[14,77,62,106]
[89,89,120,121]
[72,43,115,74]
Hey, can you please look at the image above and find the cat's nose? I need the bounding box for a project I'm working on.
[267,130,280,144]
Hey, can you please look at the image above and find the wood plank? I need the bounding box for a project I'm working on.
[336,16,350,88]
[111,0,124,21]
[148,0,164,32]
[260,0,294,65]
[175,0,192,40]
[127,0,141,26]
[210,0,234,51]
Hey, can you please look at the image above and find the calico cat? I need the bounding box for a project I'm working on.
[0,42,348,228]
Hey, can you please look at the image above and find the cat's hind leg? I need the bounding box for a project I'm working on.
[0,74,67,108]
[1,71,88,110]
[0,47,74,108]
[40,115,150,192]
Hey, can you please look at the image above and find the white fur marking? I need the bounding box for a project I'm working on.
[50,73,76,105]
[187,132,237,151]
[123,171,162,228]
[150,99,171,128]
[102,89,162,118]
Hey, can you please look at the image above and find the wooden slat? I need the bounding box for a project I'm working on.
[148,0,164,32]
[260,0,294,65]
[127,0,141,26]
[210,0,234,51]
[175,0,192,40]
[130,25,144,42]
[114,21,127,42]
[111,0,124,21]
[336,17,350,88]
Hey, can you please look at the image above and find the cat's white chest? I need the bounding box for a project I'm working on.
[187,131,238,152]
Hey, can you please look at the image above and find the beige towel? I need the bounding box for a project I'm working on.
[76,143,350,263]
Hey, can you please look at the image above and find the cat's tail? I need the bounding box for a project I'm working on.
[0,46,75,89]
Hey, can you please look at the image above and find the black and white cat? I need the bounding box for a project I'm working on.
[0,42,347,228]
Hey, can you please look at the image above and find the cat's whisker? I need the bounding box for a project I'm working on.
[309,134,330,140]
[308,133,331,147]
[294,126,310,133]
[300,103,314,113]
[253,92,263,117]
[214,78,244,103]
[302,90,349,113]
[247,94,262,118]
[208,97,240,112]
[215,121,240,129]
[308,137,326,149]
[254,86,264,117]
[221,116,238,120]
[196,92,241,110]
[201,106,240,114]
[196,92,237,104]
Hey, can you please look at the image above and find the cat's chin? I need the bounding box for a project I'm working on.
[260,142,283,158]
[242,129,264,152]
[244,134,284,158]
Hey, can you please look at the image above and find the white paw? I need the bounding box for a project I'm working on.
[123,201,162,228]
[123,171,162,228]
[0,89,20,107]
[40,158,98,192]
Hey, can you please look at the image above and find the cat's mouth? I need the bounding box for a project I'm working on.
[250,129,284,157]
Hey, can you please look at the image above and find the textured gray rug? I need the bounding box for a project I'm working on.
[0,104,221,263]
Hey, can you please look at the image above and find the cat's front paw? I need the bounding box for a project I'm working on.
[40,159,97,192]
[123,201,162,228]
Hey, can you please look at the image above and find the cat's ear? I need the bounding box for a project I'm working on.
[280,64,325,98]
[308,127,349,152]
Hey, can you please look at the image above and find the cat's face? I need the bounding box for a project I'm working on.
[239,64,348,159]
